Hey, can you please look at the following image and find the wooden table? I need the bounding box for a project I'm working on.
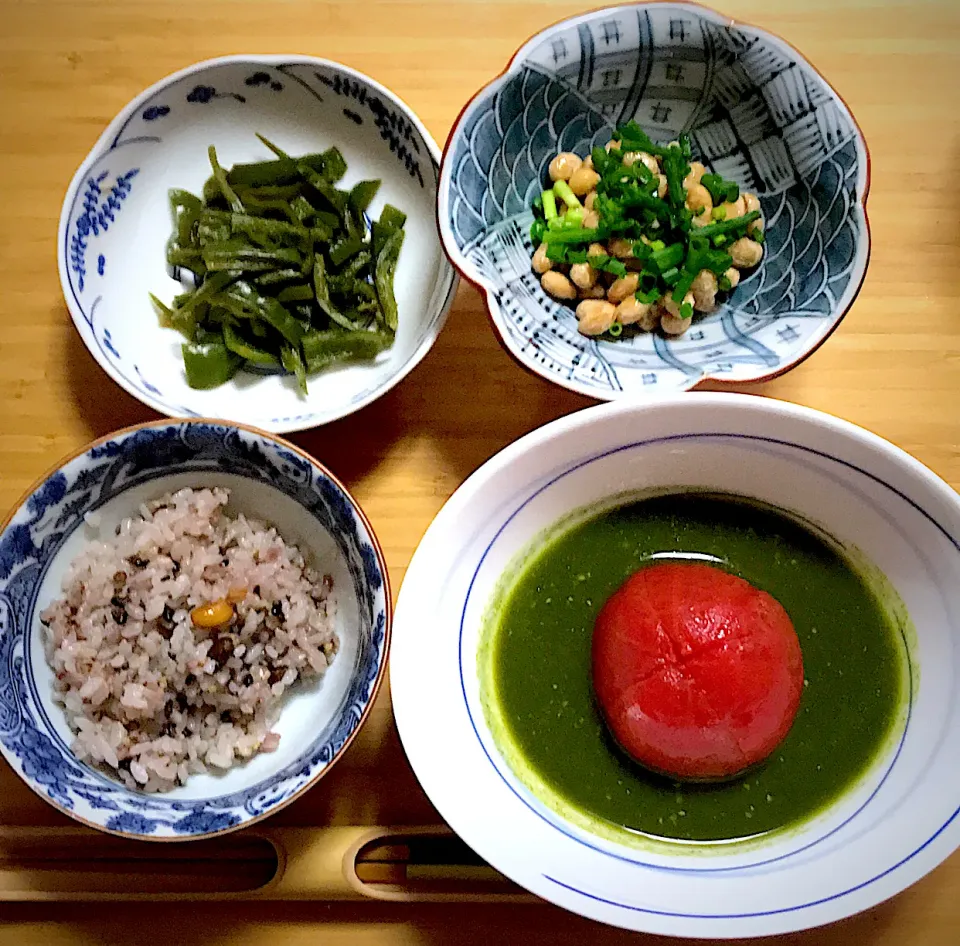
[2,0,959,942]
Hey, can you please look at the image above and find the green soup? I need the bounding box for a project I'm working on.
[481,493,909,845]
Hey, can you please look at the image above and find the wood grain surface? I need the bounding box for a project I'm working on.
[1,0,959,942]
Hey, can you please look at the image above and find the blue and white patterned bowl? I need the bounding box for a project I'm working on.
[58,55,458,433]
[438,2,870,397]
[0,421,390,840]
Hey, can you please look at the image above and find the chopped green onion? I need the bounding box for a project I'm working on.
[718,275,732,291]
[693,210,761,240]
[542,189,558,222]
[700,173,728,205]
[638,271,659,294]
[529,122,765,339]
[651,243,684,272]
[680,301,694,320]
[553,179,581,210]
[607,321,623,338]
[672,270,697,304]
[592,145,614,175]
[754,229,766,244]
[614,121,669,158]
[588,253,628,278]
[542,227,601,244]
[661,146,689,214]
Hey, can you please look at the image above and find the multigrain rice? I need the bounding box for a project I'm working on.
[40,486,338,793]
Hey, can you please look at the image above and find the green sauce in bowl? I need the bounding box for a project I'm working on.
[480,493,910,845]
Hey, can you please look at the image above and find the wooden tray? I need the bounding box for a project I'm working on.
[0,825,532,903]
[3,0,960,941]
[0,682,537,903]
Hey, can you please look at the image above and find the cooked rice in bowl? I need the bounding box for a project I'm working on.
[40,485,339,793]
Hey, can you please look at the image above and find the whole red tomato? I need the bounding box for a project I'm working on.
[592,562,804,781]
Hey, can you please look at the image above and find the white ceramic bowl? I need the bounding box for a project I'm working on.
[0,420,390,840]
[391,394,960,937]
[58,56,458,432]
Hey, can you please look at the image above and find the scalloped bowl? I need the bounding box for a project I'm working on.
[0,421,390,840]
[58,55,458,433]
[438,2,869,397]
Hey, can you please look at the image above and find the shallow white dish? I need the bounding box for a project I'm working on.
[0,420,390,840]
[391,393,960,937]
[58,55,458,432]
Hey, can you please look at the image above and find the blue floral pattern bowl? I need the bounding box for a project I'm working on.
[0,421,390,840]
[438,2,870,398]
[58,55,458,433]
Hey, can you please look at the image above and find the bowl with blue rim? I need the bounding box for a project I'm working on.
[391,393,960,936]
[58,55,458,433]
[0,419,390,840]
[438,2,869,398]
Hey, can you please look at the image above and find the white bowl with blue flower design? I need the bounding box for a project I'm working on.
[438,2,870,398]
[0,420,390,840]
[58,55,458,433]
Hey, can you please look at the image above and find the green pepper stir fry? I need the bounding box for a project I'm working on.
[153,135,406,394]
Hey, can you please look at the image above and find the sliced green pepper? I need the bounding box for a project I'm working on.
[160,134,405,396]
[320,146,347,182]
[329,235,365,266]
[169,190,202,246]
[254,267,304,288]
[201,240,302,271]
[166,245,205,270]
[222,322,280,365]
[280,344,308,395]
[277,283,314,302]
[301,329,394,372]
[170,271,236,318]
[374,228,404,332]
[226,152,326,188]
[227,282,305,346]
[312,256,354,330]
[372,204,407,257]
[291,195,316,224]
[349,179,381,216]
[150,293,196,341]
[235,195,300,225]
[207,146,245,214]
[300,165,348,215]
[182,339,243,389]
